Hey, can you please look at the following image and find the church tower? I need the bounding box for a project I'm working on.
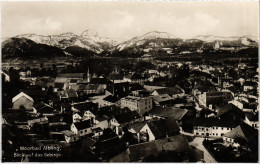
[87,67,90,83]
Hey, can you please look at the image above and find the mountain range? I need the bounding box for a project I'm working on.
[2,30,258,59]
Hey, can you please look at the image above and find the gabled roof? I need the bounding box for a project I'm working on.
[129,83,144,91]
[54,78,68,83]
[12,92,34,103]
[82,137,96,148]
[69,79,78,83]
[73,120,92,130]
[192,117,240,128]
[146,118,180,139]
[90,78,108,84]
[78,84,100,90]
[162,135,190,152]
[68,91,78,98]
[129,122,147,133]
[224,123,258,143]
[113,110,142,124]
[54,83,65,89]
[217,104,244,118]
[126,135,189,162]
[152,95,173,103]
[72,101,98,111]
[103,95,121,103]
[153,86,184,95]
[244,81,257,86]
[57,73,85,79]
[149,107,188,120]
[246,113,259,122]
[124,73,144,80]
[20,89,47,98]
[33,102,54,114]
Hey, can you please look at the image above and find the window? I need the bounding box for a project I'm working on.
[202,128,204,130]
[201,133,204,136]
[216,127,218,130]
[221,127,223,130]
[206,128,208,131]
[221,133,224,136]
[227,128,229,130]
[213,133,215,136]
[212,127,214,130]
[216,133,218,136]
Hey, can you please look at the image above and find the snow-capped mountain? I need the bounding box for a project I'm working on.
[14,30,116,53]
[2,30,258,59]
[112,32,258,57]
[194,35,258,47]
[115,31,178,51]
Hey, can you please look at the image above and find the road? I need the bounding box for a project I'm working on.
[189,137,217,163]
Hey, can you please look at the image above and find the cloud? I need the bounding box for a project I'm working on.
[20,17,62,35]
[115,11,135,28]
[153,11,220,38]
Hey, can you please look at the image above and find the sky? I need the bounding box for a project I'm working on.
[1,1,259,41]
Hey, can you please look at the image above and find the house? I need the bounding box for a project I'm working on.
[1,70,10,82]
[81,137,96,152]
[244,113,259,129]
[230,99,257,113]
[33,102,55,116]
[123,73,146,86]
[94,115,109,130]
[53,78,69,91]
[121,96,153,115]
[71,119,92,137]
[147,69,159,75]
[243,81,257,92]
[58,89,78,102]
[98,95,122,108]
[27,117,48,129]
[68,79,78,89]
[109,73,125,83]
[143,85,166,93]
[71,101,98,113]
[105,82,130,97]
[192,117,240,137]
[92,127,104,137]
[12,92,34,110]
[198,91,233,109]
[216,104,245,121]
[72,113,83,123]
[139,118,180,141]
[63,130,79,143]
[149,107,188,130]
[110,135,190,162]
[110,110,142,135]
[151,86,185,99]
[152,95,174,107]
[90,78,109,89]
[192,80,216,97]
[128,122,147,142]
[223,123,258,150]
[76,84,103,95]
[57,73,85,80]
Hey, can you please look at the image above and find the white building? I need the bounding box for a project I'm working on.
[121,96,153,115]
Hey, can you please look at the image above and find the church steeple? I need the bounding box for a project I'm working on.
[87,67,90,83]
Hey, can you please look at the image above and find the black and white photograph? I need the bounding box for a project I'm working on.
[1,0,259,162]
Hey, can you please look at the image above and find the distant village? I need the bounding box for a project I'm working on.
[2,58,259,162]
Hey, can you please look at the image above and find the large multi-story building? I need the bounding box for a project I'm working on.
[121,96,153,115]
[199,91,233,109]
